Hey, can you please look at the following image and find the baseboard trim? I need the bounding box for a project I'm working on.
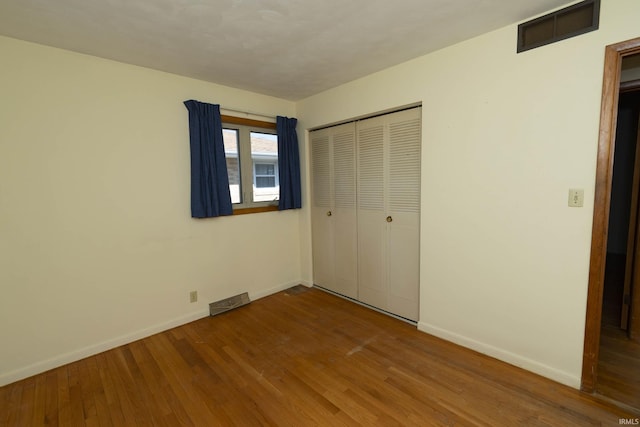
[0,281,304,387]
[417,321,581,389]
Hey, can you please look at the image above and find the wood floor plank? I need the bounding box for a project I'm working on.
[2,380,23,427]
[0,381,7,425]
[1,286,638,426]
[55,367,75,427]
[103,348,153,427]
[40,370,59,427]
[30,374,47,426]
[144,334,213,426]
[84,356,114,427]
[95,354,127,427]
[13,377,34,427]
[127,341,174,421]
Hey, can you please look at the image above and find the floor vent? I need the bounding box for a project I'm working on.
[209,292,250,317]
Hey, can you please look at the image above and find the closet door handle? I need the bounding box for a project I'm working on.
[386,216,393,223]
[327,211,332,217]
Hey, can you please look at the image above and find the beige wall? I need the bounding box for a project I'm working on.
[0,36,300,385]
[297,0,640,387]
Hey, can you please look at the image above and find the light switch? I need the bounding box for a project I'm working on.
[568,189,584,207]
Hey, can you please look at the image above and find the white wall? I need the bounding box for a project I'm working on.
[297,0,640,388]
[0,36,300,386]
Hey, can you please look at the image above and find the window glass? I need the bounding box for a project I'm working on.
[251,132,279,202]
[223,129,242,204]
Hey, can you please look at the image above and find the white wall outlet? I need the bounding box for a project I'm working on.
[568,189,584,207]
[189,290,198,303]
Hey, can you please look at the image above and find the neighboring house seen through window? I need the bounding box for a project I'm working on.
[255,163,276,187]
[223,124,279,208]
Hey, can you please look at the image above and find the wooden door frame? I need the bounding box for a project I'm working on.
[582,36,640,393]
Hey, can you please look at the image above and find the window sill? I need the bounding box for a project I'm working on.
[233,205,279,215]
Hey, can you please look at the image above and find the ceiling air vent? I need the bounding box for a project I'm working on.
[517,0,600,53]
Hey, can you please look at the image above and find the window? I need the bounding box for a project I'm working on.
[222,120,279,209]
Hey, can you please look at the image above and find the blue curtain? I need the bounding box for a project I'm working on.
[184,100,233,218]
[277,116,302,210]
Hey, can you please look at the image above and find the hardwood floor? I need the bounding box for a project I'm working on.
[598,321,640,410]
[1,286,637,426]
[598,254,640,410]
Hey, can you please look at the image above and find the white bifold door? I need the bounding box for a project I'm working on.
[311,107,421,321]
[311,122,358,299]
[357,108,421,321]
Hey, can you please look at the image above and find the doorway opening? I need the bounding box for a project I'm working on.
[582,37,640,411]
[598,82,640,409]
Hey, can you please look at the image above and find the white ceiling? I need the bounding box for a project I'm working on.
[0,0,572,100]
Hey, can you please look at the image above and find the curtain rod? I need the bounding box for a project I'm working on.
[220,107,277,122]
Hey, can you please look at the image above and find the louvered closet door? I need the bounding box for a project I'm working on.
[357,115,387,310]
[311,128,334,291]
[357,107,421,321]
[331,123,357,298]
[386,108,421,320]
[310,123,357,298]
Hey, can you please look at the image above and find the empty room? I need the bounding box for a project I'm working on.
[1,0,640,425]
